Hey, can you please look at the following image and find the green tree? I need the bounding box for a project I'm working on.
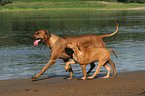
[117,0,145,3]
[0,0,12,6]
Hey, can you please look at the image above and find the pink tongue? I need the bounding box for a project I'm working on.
[33,39,41,46]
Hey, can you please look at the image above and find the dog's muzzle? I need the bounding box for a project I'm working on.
[33,38,42,46]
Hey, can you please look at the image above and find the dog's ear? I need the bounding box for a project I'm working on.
[45,30,51,40]
[76,41,81,51]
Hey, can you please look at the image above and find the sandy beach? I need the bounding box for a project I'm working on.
[0,70,145,96]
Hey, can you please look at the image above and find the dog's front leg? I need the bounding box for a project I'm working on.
[64,59,76,80]
[31,59,57,79]
[80,64,87,80]
[31,49,60,79]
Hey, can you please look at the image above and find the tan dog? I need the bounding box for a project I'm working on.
[65,40,117,80]
[31,21,118,80]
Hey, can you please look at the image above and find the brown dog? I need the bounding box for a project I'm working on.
[31,21,118,80]
[65,40,117,80]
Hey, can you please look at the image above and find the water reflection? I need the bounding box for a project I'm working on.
[0,10,145,80]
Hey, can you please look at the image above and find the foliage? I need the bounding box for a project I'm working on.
[0,0,12,6]
[117,0,145,3]
[0,0,145,11]
[14,0,118,2]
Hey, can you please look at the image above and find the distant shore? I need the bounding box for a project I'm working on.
[0,1,145,11]
[0,70,145,96]
[0,7,145,12]
[95,6,145,10]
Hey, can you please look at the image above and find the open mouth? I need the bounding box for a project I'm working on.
[33,38,42,46]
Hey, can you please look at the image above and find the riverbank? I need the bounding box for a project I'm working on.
[0,1,145,11]
[0,70,145,96]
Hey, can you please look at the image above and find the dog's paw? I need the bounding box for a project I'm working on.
[87,76,94,80]
[81,77,87,80]
[77,78,92,80]
[67,77,73,80]
[103,76,109,79]
[31,76,38,80]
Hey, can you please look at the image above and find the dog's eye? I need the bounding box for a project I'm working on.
[36,32,40,35]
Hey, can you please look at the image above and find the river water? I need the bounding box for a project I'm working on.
[0,10,145,80]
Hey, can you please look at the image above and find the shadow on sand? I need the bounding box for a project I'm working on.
[31,73,112,81]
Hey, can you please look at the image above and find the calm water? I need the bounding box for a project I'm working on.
[0,10,145,80]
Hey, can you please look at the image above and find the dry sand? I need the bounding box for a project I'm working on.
[0,70,145,96]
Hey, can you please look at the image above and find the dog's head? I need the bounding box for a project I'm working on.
[31,30,51,46]
[67,40,82,51]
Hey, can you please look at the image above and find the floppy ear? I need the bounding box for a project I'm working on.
[76,41,82,51]
[45,30,51,40]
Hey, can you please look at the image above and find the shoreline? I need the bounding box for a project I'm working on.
[0,70,145,96]
[0,7,145,12]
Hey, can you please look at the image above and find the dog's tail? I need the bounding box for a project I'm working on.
[108,49,117,58]
[100,20,118,38]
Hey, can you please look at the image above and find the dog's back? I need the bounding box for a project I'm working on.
[63,35,106,48]
[84,48,110,64]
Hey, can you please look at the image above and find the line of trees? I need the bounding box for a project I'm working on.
[0,0,12,6]
[0,0,145,6]
[117,0,145,3]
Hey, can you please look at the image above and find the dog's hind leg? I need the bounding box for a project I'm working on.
[108,59,117,77]
[103,64,111,78]
[87,61,105,79]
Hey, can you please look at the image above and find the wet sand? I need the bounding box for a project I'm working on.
[0,70,145,96]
